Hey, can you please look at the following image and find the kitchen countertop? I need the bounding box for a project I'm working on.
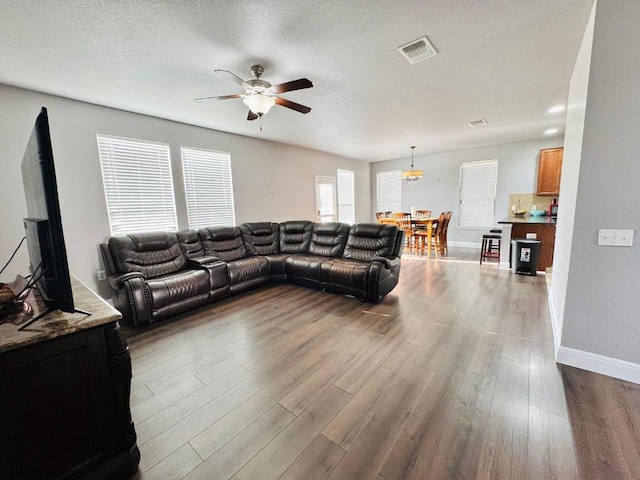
[498,215,556,225]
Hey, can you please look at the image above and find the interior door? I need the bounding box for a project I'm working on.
[315,175,337,222]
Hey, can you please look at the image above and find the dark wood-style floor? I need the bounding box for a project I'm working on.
[123,248,640,480]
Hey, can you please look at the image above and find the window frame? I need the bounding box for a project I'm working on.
[376,170,402,214]
[181,146,236,229]
[337,169,355,224]
[458,159,499,229]
[97,134,178,236]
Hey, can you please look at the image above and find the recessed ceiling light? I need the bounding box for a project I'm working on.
[548,105,565,114]
[544,128,558,135]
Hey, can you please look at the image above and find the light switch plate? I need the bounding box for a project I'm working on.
[526,233,537,239]
[598,229,634,247]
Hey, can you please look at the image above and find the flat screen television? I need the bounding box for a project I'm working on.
[19,107,79,329]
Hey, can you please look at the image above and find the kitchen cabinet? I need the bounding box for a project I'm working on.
[510,223,556,270]
[536,147,563,196]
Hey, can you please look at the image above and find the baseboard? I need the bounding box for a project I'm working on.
[547,288,561,352]
[448,241,481,248]
[556,346,640,385]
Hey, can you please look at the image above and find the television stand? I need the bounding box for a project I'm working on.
[17,306,92,331]
[0,275,139,479]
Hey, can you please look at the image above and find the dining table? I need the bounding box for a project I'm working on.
[378,216,440,256]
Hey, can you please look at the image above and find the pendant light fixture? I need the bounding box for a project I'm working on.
[402,146,423,189]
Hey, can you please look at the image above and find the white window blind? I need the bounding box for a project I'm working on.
[376,170,402,213]
[337,169,355,224]
[458,159,499,228]
[97,134,177,235]
[181,146,235,229]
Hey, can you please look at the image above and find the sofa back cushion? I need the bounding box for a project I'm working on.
[308,222,350,257]
[279,221,312,254]
[343,223,400,262]
[240,222,279,256]
[199,226,248,262]
[177,230,205,259]
[108,231,186,278]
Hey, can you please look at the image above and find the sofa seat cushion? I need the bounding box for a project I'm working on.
[264,253,289,279]
[320,258,370,292]
[227,256,269,285]
[146,269,210,310]
[285,254,333,282]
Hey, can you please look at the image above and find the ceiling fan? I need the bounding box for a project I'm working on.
[195,64,313,129]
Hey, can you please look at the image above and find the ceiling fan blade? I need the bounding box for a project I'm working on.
[194,94,243,102]
[214,69,250,89]
[270,78,313,94]
[275,97,312,114]
[247,110,258,121]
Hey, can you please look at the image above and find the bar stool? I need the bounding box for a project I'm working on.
[480,232,501,264]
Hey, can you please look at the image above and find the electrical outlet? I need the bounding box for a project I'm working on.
[598,229,634,247]
[97,270,107,281]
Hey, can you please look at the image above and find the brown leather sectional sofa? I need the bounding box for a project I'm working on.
[101,221,404,326]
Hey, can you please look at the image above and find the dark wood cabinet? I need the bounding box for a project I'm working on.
[536,147,563,196]
[0,278,139,479]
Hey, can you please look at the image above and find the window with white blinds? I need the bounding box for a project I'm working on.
[97,134,177,235]
[458,159,499,228]
[376,170,402,213]
[337,169,355,224]
[181,146,235,229]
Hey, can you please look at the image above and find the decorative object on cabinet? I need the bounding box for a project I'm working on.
[536,147,563,196]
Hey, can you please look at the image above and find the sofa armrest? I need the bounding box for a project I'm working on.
[108,271,144,290]
[186,255,221,267]
[371,256,401,272]
[108,273,152,326]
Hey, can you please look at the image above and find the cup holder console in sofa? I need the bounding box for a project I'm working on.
[101,221,404,326]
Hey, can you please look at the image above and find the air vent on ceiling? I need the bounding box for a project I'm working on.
[397,36,438,64]
[468,119,488,127]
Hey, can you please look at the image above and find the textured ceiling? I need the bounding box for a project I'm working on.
[0,0,594,162]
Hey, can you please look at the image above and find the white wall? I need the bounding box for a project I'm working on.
[549,2,595,349]
[370,137,563,245]
[0,85,370,298]
[559,0,640,368]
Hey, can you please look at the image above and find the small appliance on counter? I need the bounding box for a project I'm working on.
[548,199,559,217]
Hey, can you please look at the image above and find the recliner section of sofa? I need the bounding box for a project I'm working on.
[103,221,404,326]
[105,231,211,325]
[199,226,270,295]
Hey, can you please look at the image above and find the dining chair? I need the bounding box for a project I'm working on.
[415,212,445,258]
[439,211,453,255]
[392,213,417,252]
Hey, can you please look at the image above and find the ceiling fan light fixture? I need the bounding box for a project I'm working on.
[243,93,275,116]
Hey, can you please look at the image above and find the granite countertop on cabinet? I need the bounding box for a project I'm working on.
[498,215,557,225]
[0,275,121,354]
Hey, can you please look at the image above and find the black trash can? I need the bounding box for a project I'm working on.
[511,239,542,276]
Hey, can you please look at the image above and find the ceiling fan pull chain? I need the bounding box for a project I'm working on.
[260,115,263,131]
